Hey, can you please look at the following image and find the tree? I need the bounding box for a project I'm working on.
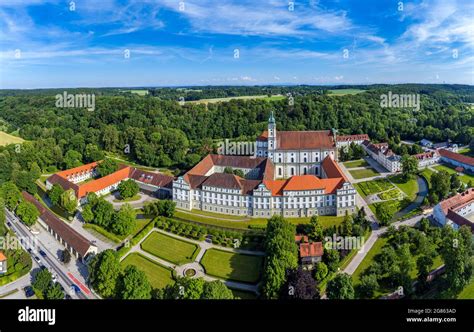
[33,268,52,294]
[48,184,64,206]
[96,159,118,177]
[450,174,462,192]
[84,144,105,163]
[430,171,451,200]
[62,249,71,264]
[118,179,139,199]
[307,215,323,241]
[323,249,340,273]
[314,262,328,282]
[281,267,319,299]
[63,150,83,169]
[358,274,379,298]
[223,166,233,174]
[375,203,393,226]
[341,212,353,236]
[89,249,121,298]
[326,273,354,299]
[81,204,94,223]
[201,280,234,299]
[233,169,245,178]
[45,283,64,299]
[119,265,152,299]
[416,255,433,292]
[0,182,22,210]
[401,154,418,180]
[111,204,136,236]
[60,189,77,215]
[164,277,205,300]
[92,198,114,228]
[15,201,39,226]
[262,216,298,299]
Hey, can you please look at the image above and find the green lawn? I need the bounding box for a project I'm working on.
[121,253,174,289]
[131,218,153,238]
[349,168,379,179]
[352,237,388,285]
[458,148,473,157]
[343,159,369,168]
[141,231,200,265]
[328,89,364,96]
[0,131,25,146]
[433,164,474,184]
[175,210,344,230]
[355,178,394,197]
[200,249,263,284]
[389,174,419,200]
[231,289,258,299]
[113,194,141,203]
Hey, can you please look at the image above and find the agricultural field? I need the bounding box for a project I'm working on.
[200,249,263,284]
[349,167,379,179]
[188,95,285,104]
[121,253,174,289]
[0,131,25,146]
[328,89,365,96]
[141,231,200,265]
[355,179,394,197]
[343,159,368,168]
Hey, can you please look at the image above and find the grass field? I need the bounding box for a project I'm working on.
[122,89,149,96]
[113,194,141,203]
[200,249,263,284]
[121,253,174,289]
[188,95,285,104]
[433,164,474,184]
[349,167,379,179]
[352,237,388,286]
[328,89,364,96]
[174,210,344,230]
[458,148,473,157]
[343,159,368,168]
[355,179,394,197]
[389,174,418,200]
[141,231,200,265]
[0,131,24,146]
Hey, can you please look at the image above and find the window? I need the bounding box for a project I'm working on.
[291,168,295,176]
[278,168,282,176]
[303,168,307,175]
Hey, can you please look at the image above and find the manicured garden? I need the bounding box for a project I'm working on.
[378,189,402,201]
[388,174,419,200]
[343,159,368,169]
[121,253,174,289]
[200,249,263,284]
[140,231,200,265]
[355,179,394,197]
[349,167,379,179]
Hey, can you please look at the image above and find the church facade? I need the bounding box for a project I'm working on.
[173,112,360,218]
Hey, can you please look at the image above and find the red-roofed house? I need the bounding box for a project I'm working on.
[438,149,474,173]
[433,188,474,233]
[299,242,323,266]
[46,161,174,205]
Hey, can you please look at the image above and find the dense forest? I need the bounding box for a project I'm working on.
[0,84,472,189]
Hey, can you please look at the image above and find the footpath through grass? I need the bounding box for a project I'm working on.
[141,231,200,265]
[200,249,263,284]
[121,253,174,289]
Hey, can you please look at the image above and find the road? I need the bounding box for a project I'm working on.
[343,214,425,275]
[4,209,90,299]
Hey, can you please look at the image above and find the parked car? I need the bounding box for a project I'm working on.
[33,256,41,264]
[23,286,34,298]
[6,222,12,227]
[52,274,57,283]
[39,250,47,257]
[70,284,81,294]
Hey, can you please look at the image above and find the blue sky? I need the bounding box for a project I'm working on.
[0,0,473,88]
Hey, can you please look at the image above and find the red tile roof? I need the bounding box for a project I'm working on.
[439,149,474,167]
[336,134,369,142]
[56,162,98,178]
[257,130,335,149]
[300,242,323,258]
[130,168,173,189]
[0,251,6,261]
[439,188,474,215]
[322,155,348,181]
[77,166,131,198]
[295,235,309,243]
[414,151,438,160]
[284,175,324,191]
[21,191,95,258]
